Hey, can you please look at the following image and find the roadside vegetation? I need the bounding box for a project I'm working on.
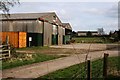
[72,29,120,44]
[1,53,60,70]
[17,46,50,51]
[73,37,113,43]
[1,46,65,70]
[39,56,120,79]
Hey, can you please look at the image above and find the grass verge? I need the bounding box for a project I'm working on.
[38,56,120,79]
[17,46,50,51]
[1,53,61,70]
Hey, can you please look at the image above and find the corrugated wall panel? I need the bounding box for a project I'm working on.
[52,35,58,45]
[11,32,18,48]
[26,21,34,32]
[62,28,65,44]
[9,21,14,31]
[44,22,52,46]
[58,26,63,45]
[37,33,43,46]
[14,21,24,31]
[27,33,43,47]
[2,20,43,33]
[34,20,43,33]
[19,32,27,48]
[1,32,19,48]
[2,21,9,31]
[0,32,2,45]
[52,25,58,45]
[63,35,65,44]
[27,20,43,33]
[52,25,58,35]
[62,28,65,35]
[1,32,27,48]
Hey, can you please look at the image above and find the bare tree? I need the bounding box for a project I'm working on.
[0,0,19,17]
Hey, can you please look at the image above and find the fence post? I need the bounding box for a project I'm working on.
[87,60,91,80]
[103,53,109,79]
[8,45,11,58]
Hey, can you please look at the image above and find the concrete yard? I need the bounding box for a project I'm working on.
[50,43,119,51]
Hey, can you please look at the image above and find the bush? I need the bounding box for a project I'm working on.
[70,39,75,43]
[66,39,75,44]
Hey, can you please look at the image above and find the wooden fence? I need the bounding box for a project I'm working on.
[0,45,11,60]
[87,53,109,80]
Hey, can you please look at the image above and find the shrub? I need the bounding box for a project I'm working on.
[70,39,75,43]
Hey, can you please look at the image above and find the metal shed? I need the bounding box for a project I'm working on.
[0,12,66,47]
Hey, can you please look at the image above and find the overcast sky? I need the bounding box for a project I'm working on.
[8,0,119,34]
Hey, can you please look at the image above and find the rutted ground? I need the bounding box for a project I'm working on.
[16,47,89,56]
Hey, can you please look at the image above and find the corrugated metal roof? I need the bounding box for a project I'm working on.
[62,23,72,30]
[0,12,53,19]
[0,12,62,24]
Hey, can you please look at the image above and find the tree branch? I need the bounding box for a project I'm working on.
[0,0,20,18]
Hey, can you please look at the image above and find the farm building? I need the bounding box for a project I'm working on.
[0,12,71,48]
[77,31,98,36]
[62,23,72,44]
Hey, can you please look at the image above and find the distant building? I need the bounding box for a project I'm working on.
[77,31,98,36]
[97,28,105,35]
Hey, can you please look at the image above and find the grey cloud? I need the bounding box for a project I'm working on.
[105,5,118,18]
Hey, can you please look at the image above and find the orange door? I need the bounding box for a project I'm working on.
[19,32,26,48]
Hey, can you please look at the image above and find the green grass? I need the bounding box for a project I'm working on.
[39,56,120,79]
[1,53,60,70]
[73,37,111,43]
[17,46,50,50]
[38,63,85,80]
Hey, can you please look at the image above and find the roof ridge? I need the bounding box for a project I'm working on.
[0,12,56,15]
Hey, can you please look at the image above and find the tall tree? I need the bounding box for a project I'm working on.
[0,0,19,18]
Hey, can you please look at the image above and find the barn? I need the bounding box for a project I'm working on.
[0,12,71,48]
[62,23,72,44]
